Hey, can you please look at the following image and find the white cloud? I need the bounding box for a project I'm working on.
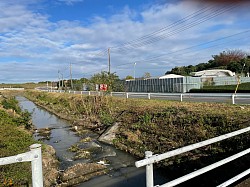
[56,0,84,6]
[0,0,250,82]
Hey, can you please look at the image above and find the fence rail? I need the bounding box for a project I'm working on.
[0,144,43,187]
[135,127,250,187]
[44,89,250,105]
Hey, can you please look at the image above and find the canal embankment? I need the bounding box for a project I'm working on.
[23,90,250,186]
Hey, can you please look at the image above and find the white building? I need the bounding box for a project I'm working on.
[192,69,235,77]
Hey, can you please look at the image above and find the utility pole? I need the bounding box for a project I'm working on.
[70,62,73,90]
[58,70,61,89]
[61,73,64,88]
[108,48,111,91]
[108,48,111,75]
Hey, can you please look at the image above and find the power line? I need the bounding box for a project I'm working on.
[111,3,239,54]
[110,29,250,70]
[111,5,215,50]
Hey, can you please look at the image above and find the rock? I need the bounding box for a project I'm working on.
[58,163,107,186]
[74,150,91,159]
[42,144,59,187]
[99,122,120,144]
[36,128,52,137]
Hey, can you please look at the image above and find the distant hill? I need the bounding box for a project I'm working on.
[165,50,250,76]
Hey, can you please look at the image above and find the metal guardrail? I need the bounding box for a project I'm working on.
[45,89,250,104]
[0,144,43,187]
[135,127,250,187]
[0,88,25,90]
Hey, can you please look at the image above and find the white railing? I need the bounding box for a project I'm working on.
[44,89,250,105]
[135,127,250,187]
[0,144,43,187]
[0,88,25,90]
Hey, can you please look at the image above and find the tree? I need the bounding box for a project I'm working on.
[125,75,134,80]
[226,61,242,73]
[143,72,151,78]
[212,49,246,66]
[90,71,124,91]
[165,49,248,75]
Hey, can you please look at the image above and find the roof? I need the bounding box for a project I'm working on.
[159,74,184,79]
[192,69,235,77]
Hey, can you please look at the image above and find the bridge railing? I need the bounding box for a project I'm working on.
[0,144,43,187]
[135,126,250,187]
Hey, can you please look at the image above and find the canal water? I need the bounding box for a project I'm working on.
[16,96,168,187]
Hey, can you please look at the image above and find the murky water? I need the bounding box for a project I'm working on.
[16,96,168,187]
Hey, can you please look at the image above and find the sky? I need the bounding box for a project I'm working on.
[0,0,250,83]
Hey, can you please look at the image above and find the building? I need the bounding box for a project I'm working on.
[192,69,235,77]
[125,74,201,93]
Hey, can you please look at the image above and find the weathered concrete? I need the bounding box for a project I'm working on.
[98,122,120,144]
[57,163,107,186]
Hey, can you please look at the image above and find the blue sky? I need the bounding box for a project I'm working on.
[0,0,250,83]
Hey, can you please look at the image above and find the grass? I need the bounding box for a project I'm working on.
[23,90,250,185]
[0,83,47,90]
[0,94,37,186]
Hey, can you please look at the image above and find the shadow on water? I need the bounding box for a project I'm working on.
[16,96,169,187]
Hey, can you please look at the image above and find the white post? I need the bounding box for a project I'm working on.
[74,91,76,94]
[30,144,43,187]
[110,92,113,97]
[148,93,151,100]
[81,91,83,94]
[145,151,154,187]
[232,94,235,105]
[180,94,183,102]
[88,91,91,96]
[126,93,129,99]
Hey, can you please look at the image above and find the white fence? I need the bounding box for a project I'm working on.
[0,88,25,91]
[0,144,43,187]
[45,89,250,105]
[135,127,250,187]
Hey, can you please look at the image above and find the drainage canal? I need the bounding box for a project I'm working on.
[17,96,167,187]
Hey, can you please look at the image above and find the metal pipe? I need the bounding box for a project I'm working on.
[145,151,154,187]
[160,147,250,187]
[217,168,250,187]
[232,94,235,105]
[135,126,250,167]
[30,144,43,187]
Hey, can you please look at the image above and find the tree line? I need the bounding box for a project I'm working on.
[165,49,250,76]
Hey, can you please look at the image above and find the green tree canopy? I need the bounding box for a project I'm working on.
[166,49,249,76]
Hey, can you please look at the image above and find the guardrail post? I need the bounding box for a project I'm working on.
[145,151,154,187]
[30,144,43,187]
[126,93,129,99]
[88,91,91,96]
[110,92,113,97]
[148,93,151,100]
[232,94,235,105]
[74,91,76,94]
[180,94,183,102]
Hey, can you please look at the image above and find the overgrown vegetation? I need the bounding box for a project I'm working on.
[24,90,250,186]
[1,96,32,129]
[190,82,250,93]
[0,94,36,186]
[0,83,47,89]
